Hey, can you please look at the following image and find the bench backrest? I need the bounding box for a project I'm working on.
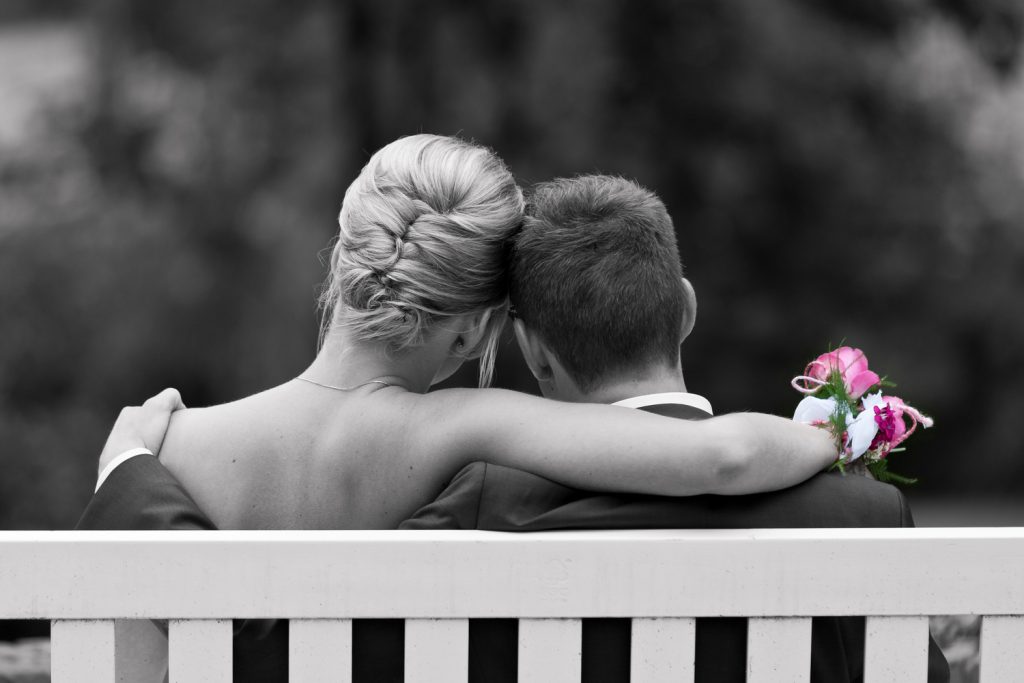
[2,528,1021,682]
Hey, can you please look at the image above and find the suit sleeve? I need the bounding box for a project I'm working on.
[75,454,215,530]
[399,462,488,529]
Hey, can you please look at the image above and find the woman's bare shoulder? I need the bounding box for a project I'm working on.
[160,402,252,471]
[412,386,550,416]
[157,390,310,525]
[393,387,561,467]
[409,386,621,435]
[160,386,308,465]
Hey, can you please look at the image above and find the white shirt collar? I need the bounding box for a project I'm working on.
[612,391,714,415]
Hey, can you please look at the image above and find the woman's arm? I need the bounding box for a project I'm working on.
[418,388,836,496]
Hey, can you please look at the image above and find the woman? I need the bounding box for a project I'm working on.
[155,134,835,532]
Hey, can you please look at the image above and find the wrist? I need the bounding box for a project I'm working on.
[95,447,153,492]
[808,422,844,469]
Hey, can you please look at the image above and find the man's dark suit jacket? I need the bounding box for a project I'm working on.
[78,413,949,683]
[399,401,949,683]
[78,454,215,531]
[401,464,949,683]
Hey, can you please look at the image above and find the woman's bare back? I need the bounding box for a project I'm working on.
[158,384,456,530]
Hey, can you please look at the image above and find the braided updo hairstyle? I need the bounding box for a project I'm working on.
[319,135,524,386]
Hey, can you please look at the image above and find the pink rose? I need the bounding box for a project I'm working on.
[867,396,914,454]
[806,346,881,400]
[880,395,909,442]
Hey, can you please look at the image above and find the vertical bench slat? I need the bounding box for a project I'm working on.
[746,617,812,683]
[169,619,232,683]
[289,619,352,682]
[518,618,582,683]
[864,616,930,682]
[630,617,696,683]
[405,618,469,683]
[980,615,1024,682]
[51,619,115,682]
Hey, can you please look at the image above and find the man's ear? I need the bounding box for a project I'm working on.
[680,277,697,342]
[512,319,554,382]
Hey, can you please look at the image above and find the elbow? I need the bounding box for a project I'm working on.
[707,440,755,494]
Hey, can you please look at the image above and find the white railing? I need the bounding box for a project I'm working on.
[1,528,1023,682]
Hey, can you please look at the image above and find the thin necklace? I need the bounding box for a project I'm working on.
[295,375,402,392]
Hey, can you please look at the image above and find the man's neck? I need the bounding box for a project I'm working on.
[567,368,689,405]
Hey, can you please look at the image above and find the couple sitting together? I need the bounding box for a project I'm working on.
[80,134,948,682]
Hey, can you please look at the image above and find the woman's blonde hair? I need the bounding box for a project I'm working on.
[319,134,524,386]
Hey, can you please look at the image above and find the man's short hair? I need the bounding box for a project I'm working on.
[509,175,687,391]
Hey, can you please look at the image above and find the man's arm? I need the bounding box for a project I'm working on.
[77,454,214,530]
[76,388,214,531]
[73,389,213,682]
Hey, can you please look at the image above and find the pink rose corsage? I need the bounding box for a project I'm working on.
[791,346,933,485]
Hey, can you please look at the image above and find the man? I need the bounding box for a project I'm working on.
[82,176,948,682]
[398,175,948,682]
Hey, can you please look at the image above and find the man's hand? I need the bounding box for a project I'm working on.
[97,388,185,477]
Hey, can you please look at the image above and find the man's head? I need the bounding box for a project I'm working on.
[509,175,696,401]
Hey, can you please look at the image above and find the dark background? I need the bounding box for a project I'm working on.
[2,0,1023,529]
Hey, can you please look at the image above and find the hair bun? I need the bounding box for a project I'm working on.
[319,134,524,385]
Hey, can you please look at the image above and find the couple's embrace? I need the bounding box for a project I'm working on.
[80,134,948,681]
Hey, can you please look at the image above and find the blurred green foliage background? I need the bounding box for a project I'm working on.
[2,0,1023,529]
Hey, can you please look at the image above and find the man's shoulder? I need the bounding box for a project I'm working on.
[732,469,914,528]
[401,461,914,531]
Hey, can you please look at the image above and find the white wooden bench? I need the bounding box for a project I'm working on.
[1,528,1021,682]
